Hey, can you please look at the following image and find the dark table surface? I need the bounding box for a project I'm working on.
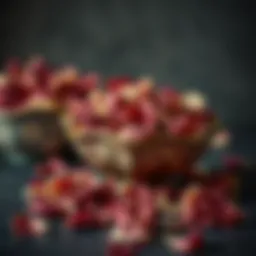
[0,146,256,256]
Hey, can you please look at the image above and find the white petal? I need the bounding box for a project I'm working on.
[182,91,207,111]
[115,149,134,173]
[120,86,139,101]
[210,130,231,149]
[164,235,189,252]
[29,218,49,236]
[108,227,128,242]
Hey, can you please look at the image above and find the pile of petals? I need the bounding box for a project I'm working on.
[4,60,243,255]
[0,57,99,114]
[11,158,244,256]
[64,76,225,182]
[68,76,218,144]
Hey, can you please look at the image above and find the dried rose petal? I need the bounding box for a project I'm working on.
[107,242,142,256]
[167,114,204,139]
[11,214,49,237]
[36,158,68,178]
[180,186,219,228]
[28,199,65,218]
[51,73,98,104]
[0,83,32,110]
[167,232,203,253]
[112,184,156,238]
[156,87,182,114]
[122,104,145,125]
[66,100,92,125]
[11,214,31,237]
[106,76,133,92]
[182,91,207,112]
[218,203,243,227]
[211,130,231,149]
[207,173,237,198]
[65,210,102,229]
[131,186,155,229]
[92,184,116,205]
[116,101,157,143]
[54,176,75,196]
[25,58,51,89]
[75,191,94,211]
[190,109,215,123]
[75,183,114,210]
[52,82,86,103]
[72,170,99,190]
[73,181,117,224]
[6,58,22,80]
[29,217,49,236]
[97,204,116,224]
[78,73,99,92]
[107,243,133,256]
[180,183,243,230]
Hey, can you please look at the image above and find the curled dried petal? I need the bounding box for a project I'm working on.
[106,76,133,92]
[5,58,22,80]
[165,232,203,253]
[11,214,31,237]
[182,91,207,111]
[29,217,49,236]
[0,83,32,110]
[65,210,101,229]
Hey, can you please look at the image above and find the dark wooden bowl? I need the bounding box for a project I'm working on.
[65,119,218,183]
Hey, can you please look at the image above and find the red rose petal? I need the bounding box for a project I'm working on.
[52,82,86,103]
[219,203,243,227]
[74,182,117,224]
[92,184,116,206]
[168,232,203,253]
[97,204,116,224]
[167,114,205,139]
[123,105,145,125]
[29,217,49,237]
[35,159,68,178]
[5,58,22,80]
[157,87,182,114]
[52,73,99,103]
[0,83,31,109]
[25,58,51,89]
[106,76,133,92]
[107,242,142,256]
[55,176,75,196]
[11,214,31,237]
[186,232,204,252]
[78,73,99,92]
[117,100,157,142]
[167,115,195,137]
[29,199,65,218]
[65,210,101,229]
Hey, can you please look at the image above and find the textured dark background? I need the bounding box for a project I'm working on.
[0,0,255,255]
